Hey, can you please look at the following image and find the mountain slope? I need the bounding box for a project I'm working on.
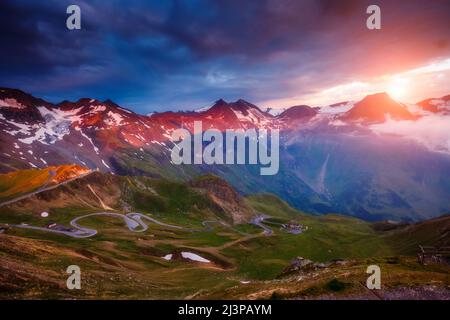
[1,88,450,221]
[417,95,450,113]
[342,92,416,122]
[0,164,90,202]
[0,169,253,228]
[2,186,448,299]
[190,174,254,224]
[384,214,450,254]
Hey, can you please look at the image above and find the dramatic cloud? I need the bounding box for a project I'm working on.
[370,112,450,154]
[0,0,449,113]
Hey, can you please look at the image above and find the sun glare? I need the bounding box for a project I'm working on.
[387,85,407,100]
[386,77,410,100]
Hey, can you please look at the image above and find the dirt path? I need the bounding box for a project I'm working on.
[87,184,114,211]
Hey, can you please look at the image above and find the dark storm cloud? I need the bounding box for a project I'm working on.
[0,0,449,112]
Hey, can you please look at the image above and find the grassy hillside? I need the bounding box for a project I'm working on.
[246,193,308,219]
[225,194,394,279]
[0,172,232,229]
[0,170,448,299]
[0,165,89,202]
[198,255,450,299]
[383,215,450,255]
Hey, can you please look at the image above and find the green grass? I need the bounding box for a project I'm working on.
[2,187,394,282]
[382,215,450,255]
[245,193,308,219]
[1,171,448,299]
[224,196,393,280]
[122,176,228,227]
[187,230,236,247]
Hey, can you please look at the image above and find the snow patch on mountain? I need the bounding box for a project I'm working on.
[76,128,99,154]
[430,99,450,112]
[195,105,212,113]
[181,252,210,263]
[4,120,38,136]
[2,105,92,145]
[88,105,106,113]
[265,107,286,116]
[118,107,132,114]
[104,111,125,126]
[139,120,150,129]
[232,108,270,127]
[101,159,111,169]
[318,102,354,114]
[0,98,26,109]
[14,106,79,145]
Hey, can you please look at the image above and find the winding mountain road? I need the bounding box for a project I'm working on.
[250,214,273,236]
[10,212,276,239]
[11,212,193,238]
[1,168,280,239]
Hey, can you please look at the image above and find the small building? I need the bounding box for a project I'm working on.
[281,222,304,234]
[47,222,58,229]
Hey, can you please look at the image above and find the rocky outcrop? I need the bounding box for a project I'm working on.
[190,174,254,224]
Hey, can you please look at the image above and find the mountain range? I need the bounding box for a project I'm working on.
[1,87,450,221]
